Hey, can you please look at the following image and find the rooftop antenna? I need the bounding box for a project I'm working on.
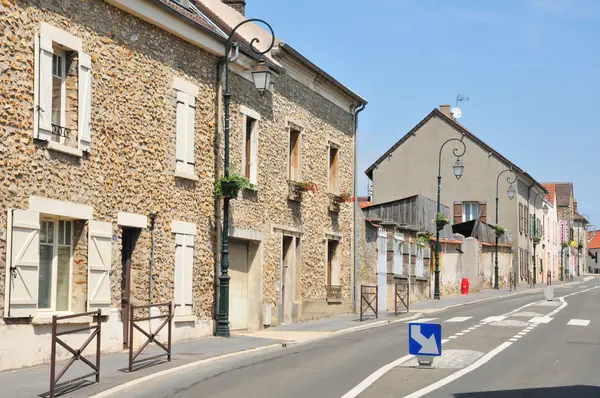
[451,94,469,121]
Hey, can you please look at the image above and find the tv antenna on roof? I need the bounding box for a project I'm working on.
[452,95,469,120]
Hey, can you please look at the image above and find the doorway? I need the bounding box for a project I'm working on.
[229,240,249,330]
[121,227,139,349]
[281,236,297,325]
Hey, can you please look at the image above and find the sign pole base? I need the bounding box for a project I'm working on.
[417,356,434,367]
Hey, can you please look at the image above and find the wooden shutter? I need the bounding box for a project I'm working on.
[478,202,487,223]
[34,34,53,141]
[174,234,194,316]
[88,220,112,315]
[249,120,258,184]
[176,91,196,175]
[185,95,196,175]
[453,202,463,224]
[519,204,523,233]
[525,210,528,236]
[78,52,92,152]
[5,210,40,318]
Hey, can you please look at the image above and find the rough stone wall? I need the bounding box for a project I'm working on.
[357,205,377,286]
[0,0,218,321]
[226,69,355,320]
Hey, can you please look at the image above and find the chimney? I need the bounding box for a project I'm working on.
[439,104,451,117]
[222,0,246,15]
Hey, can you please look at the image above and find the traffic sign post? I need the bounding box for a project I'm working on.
[409,323,442,367]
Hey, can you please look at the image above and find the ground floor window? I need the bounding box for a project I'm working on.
[38,218,72,311]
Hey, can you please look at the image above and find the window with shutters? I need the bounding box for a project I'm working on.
[519,203,523,233]
[38,218,73,312]
[174,233,194,316]
[462,202,479,222]
[34,23,91,156]
[328,142,340,193]
[240,106,260,185]
[173,78,198,180]
[288,128,301,182]
[525,209,528,236]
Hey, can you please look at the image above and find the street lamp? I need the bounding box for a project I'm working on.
[494,169,517,289]
[434,135,467,300]
[531,191,547,286]
[217,19,275,338]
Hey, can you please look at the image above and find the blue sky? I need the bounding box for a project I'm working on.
[246,0,598,226]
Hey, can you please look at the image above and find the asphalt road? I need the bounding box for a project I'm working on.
[121,278,600,398]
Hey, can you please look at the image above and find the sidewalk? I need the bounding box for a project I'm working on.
[0,276,590,398]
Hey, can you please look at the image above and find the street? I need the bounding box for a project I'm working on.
[119,278,600,398]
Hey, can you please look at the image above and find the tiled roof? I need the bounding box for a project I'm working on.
[359,201,373,209]
[154,0,227,38]
[542,183,556,205]
[551,182,573,206]
[588,231,600,249]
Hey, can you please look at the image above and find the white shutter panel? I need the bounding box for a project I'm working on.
[78,52,92,152]
[5,210,40,318]
[249,121,258,184]
[175,92,187,173]
[185,96,196,175]
[88,220,112,315]
[34,35,53,141]
[174,234,184,316]
[183,235,194,316]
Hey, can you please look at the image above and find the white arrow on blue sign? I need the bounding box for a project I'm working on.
[408,322,442,356]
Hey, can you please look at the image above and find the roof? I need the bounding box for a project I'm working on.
[153,0,227,38]
[359,201,372,209]
[542,183,556,205]
[193,0,366,105]
[588,231,600,249]
[548,182,574,206]
[364,108,547,194]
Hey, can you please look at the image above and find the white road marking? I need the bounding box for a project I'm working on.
[528,316,553,324]
[509,338,518,342]
[407,318,437,323]
[567,319,590,326]
[481,315,507,323]
[340,354,415,398]
[513,335,522,339]
[455,332,464,336]
[402,342,513,398]
[448,336,457,339]
[441,339,450,344]
[445,316,473,323]
[517,332,527,335]
[467,327,477,331]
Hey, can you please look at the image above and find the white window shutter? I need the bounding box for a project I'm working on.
[183,235,194,316]
[185,96,196,175]
[78,52,92,152]
[249,121,258,184]
[175,92,187,174]
[34,35,53,141]
[5,210,40,318]
[88,220,112,315]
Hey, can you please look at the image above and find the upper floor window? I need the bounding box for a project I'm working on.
[288,128,301,181]
[39,219,72,312]
[35,23,92,154]
[462,201,479,222]
[173,77,199,180]
[328,143,340,193]
[240,106,260,184]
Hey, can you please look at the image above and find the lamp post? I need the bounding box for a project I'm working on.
[560,245,564,281]
[494,169,516,289]
[216,19,275,337]
[531,191,547,286]
[433,136,466,300]
[567,219,574,281]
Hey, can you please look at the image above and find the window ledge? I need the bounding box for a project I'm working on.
[175,171,199,181]
[173,315,197,323]
[32,314,93,325]
[47,141,83,158]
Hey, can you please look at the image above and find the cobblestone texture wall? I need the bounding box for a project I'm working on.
[227,70,356,321]
[357,205,377,286]
[0,0,218,321]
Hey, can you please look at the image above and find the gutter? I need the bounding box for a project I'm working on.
[352,102,367,313]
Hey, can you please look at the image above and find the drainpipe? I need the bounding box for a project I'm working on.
[149,211,158,304]
[353,102,366,313]
[213,59,226,335]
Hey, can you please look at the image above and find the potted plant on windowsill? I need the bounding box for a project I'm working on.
[341,188,354,203]
[215,171,254,199]
[433,212,449,231]
[296,181,318,193]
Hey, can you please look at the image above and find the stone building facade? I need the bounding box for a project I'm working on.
[0,0,366,370]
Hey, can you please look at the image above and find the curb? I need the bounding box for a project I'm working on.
[90,279,591,397]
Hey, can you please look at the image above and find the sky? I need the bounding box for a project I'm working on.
[245,0,599,226]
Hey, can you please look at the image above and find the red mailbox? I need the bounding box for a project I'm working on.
[461,278,469,295]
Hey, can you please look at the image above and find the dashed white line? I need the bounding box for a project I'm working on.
[407,317,438,323]
[455,332,464,336]
[445,316,473,323]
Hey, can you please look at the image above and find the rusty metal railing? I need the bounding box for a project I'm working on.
[360,285,378,322]
[50,310,101,398]
[394,282,409,315]
[128,302,172,372]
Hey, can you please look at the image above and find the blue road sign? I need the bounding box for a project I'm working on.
[408,322,442,357]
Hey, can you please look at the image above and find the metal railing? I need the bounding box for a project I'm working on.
[50,310,101,398]
[128,302,173,372]
[360,285,378,322]
[394,283,409,315]
[325,285,342,301]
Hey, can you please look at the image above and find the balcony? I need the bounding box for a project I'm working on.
[328,193,344,213]
[326,285,342,303]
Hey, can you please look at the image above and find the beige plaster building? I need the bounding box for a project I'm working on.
[0,0,366,371]
[365,105,547,289]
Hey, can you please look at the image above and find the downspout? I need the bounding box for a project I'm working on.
[353,102,366,313]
